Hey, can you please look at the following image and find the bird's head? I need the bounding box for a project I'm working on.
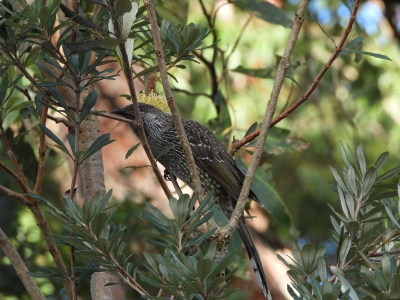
[111,102,166,120]
[111,91,170,120]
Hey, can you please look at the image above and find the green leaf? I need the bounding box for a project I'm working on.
[114,0,132,18]
[133,65,158,78]
[244,122,258,137]
[356,145,366,176]
[384,204,400,230]
[330,267,359,300]
[207,250,237,278]
[362,167,377,196]
[80,90,98,120]
[355,50,391,61]
[339,141,351,168]
[317,256,327,282]
[329,166,348,193]
[197,259,213,282]
[64,40,103,53]
[310,278,324,300]
[81,133,115,162]
[338,236,351,265]
[375,166,400,183]
[47,86,68,110]
[82,200,96,225]
[229,0,293,28]
[102,37,124,50]
[60,3,108,32]
[243,162,293,230]
[170,194,191,228]
[374,152,389,171]
[346,36,363,51]
[346,166,357,196]
[338,187,349,218]
[143,252,160,276]
[125,143,141,159]
[38,124,72,158]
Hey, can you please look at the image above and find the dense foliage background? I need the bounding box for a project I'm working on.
[1,0,400,299]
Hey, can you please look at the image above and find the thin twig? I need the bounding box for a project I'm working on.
[131,67,146,85]
[195,0,219,99]
[109,0,173,199]
[0,227,46,300]
[15,85,32,100]
[0,185,26,202]
[0,161,26,190]
[368,248,400,257]
[165,170,183,196]
[226,0,309,235]
[34,106,49,194]
[144,0,204,198]
[225,13,253,63]
[46,114,74,131]
[171,88,212,99]
[230,0,361,155]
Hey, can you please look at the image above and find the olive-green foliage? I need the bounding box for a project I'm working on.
[279,144,400,299]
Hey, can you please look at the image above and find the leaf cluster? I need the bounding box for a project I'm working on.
[139,192,238,299]
[279,143,400,300]
[27,190,130,283]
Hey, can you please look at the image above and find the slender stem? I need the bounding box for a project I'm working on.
[171,88,212,99]
[34,106,49,194]
[168,171,183,196]
[230,0,361,155]
[68,88,82,300]
[226,0,309,234]
[368,248,400,257]
[225,13,253,63]
[144,0,204,197]
[0,227,46,300]
[0,161,25,190]
[15,85,32,100]
[46,114,74,131]
[108,0,173,199]
[196,0,219,100]
[0,185,26,201]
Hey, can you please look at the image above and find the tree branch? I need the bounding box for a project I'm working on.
[108,0,173,200]
[144,0,205,198]
[0,185,25,201]
[0,227,46,300]
[0,161,25,190]
[230,0,361,155]
[226,0,309,235]
[34,106,49,194]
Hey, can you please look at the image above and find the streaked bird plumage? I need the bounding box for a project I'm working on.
[112,103,271,299]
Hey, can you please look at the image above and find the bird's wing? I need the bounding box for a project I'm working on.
[183,120,260,203]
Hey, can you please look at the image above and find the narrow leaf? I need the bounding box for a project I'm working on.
[81,133,115,162]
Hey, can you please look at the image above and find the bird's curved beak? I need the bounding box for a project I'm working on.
[110,108,128,116]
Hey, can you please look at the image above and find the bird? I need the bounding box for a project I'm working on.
[112,102,272,299]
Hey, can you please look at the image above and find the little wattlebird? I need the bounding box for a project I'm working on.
[112,102,272,299]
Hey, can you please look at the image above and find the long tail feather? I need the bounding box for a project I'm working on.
[237,217,272,300]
